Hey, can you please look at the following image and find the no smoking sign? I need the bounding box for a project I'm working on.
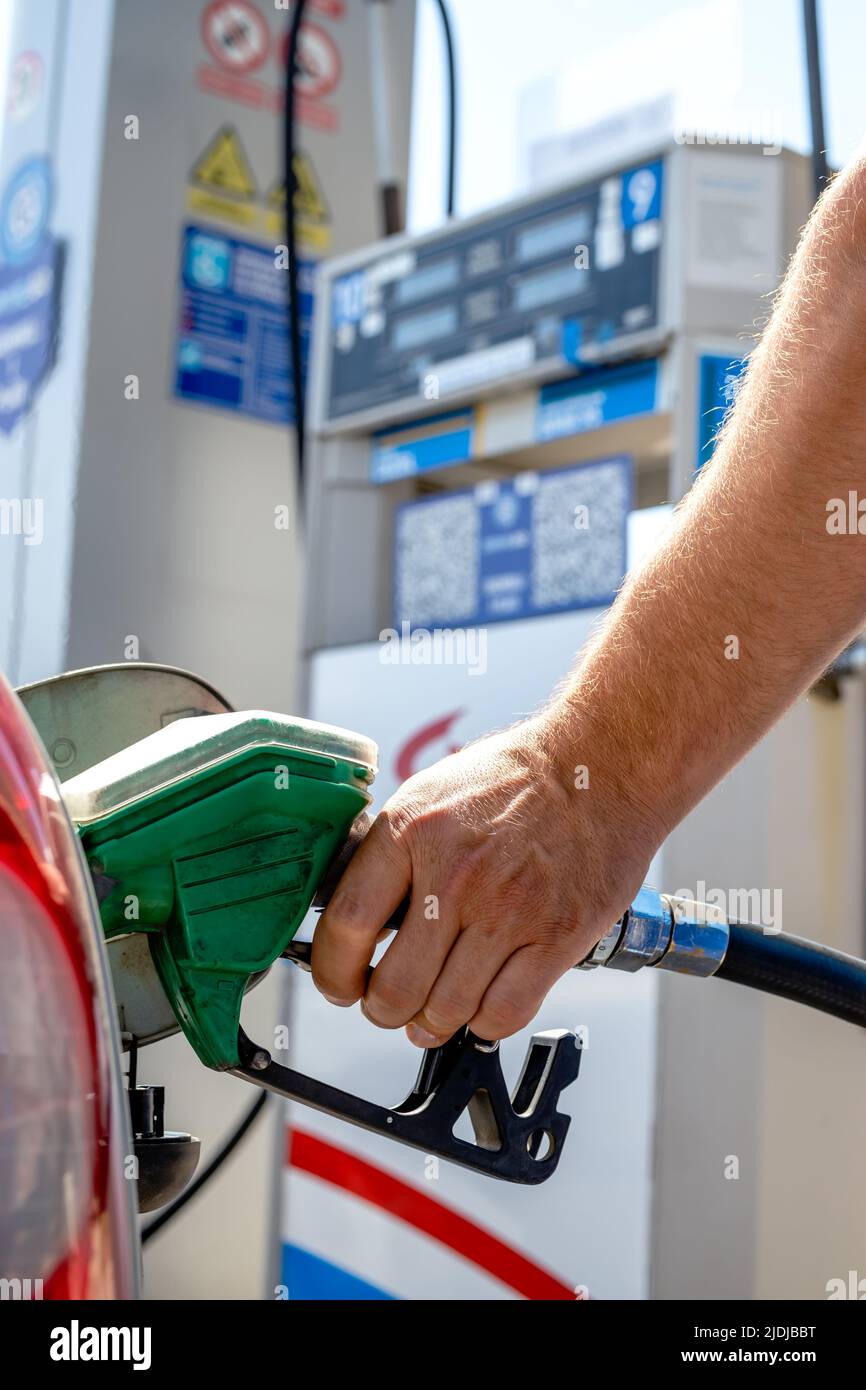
[201,0,271,74]
[198,0,342,126]
[280,21,341,102]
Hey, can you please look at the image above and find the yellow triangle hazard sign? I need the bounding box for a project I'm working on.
[192,127,257,200]
[294,152,328,223]
[269,153,329,225]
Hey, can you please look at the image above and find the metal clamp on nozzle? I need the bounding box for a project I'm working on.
[656,894,730,976]
[579,888,729,978]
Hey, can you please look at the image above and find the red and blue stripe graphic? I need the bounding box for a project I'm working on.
[283,1129,576,1301]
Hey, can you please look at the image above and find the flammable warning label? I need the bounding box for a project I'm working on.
[188,125,258,228]
[187,132,331,250]
[264,153,331,251]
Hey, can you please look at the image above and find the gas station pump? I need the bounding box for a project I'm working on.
[302,137,814,649]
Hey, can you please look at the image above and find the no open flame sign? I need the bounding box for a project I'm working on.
[202,0,271,75]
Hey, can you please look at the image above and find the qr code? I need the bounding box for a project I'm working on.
[531,459,629,610]
[395,494,479,626]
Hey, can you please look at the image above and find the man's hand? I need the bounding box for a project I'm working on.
[311,710,659,1047]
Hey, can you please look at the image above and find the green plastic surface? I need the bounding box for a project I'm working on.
[77,742,371,1069]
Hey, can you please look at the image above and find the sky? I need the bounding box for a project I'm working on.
[0,0,861,239]
[408,0,866,231]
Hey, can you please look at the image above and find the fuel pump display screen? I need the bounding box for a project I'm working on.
[325,158,663,424]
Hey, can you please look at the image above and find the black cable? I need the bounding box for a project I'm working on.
[141,1092,269,1244]
[284,0,310,493]
[802,0,830,200]
[433,0,457,218]
[717,923,866,1028]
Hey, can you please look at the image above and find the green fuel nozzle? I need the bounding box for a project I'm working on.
[63,711,377,1070]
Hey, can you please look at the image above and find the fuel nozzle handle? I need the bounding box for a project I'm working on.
[314,816,731,977]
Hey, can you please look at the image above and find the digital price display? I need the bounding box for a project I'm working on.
[325,158,663,424]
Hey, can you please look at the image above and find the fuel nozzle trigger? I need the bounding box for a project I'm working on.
[231,1020,581,1185]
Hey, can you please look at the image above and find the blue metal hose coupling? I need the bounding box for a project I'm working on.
[579,886,730,977]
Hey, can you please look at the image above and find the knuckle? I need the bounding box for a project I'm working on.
[447,842,489,895]
[424,988,473,1034]
[476,991,530,1039]
[464,914,502,943]
[325,886,371,935]
[496,863,547,912]
[311,966,358,1004]
[547,919,584,955]
[365,974,419,1024]
[376,800,415,841]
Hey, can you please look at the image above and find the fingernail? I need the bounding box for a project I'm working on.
[360,999,381,1025]
[406,1024,441,1048]
[321,993,353,1007]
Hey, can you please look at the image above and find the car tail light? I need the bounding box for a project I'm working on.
[0,673,138,1299]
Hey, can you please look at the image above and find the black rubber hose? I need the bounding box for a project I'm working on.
[802,0,830,200]
[284,0,310,492]
[433,0,457,218]
[717,923,866,1027]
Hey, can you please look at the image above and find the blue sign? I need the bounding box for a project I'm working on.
[621,159,663,228]
[174,225,314,424]
[536,358,659,443]
[394,455,632,628]
[0,236,59,434]
[1,156,52,265]
[697,353,747,468]
[371,408,475,483]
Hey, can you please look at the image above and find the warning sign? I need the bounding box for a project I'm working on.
[293,152,329,224]
[201,0,270,75]
[196,1,342,133]
[187,129,331,248]
[192,126,256,197]
[281,22,342,103]
[265,152,331,251]
[188,126,258,227]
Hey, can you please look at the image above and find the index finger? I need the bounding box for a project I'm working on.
[311,814,411,1005]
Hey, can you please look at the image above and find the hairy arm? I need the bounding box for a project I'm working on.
[312,155,866,1047]
[569,154,866,839]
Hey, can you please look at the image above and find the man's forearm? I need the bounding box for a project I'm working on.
[545,154,866,842]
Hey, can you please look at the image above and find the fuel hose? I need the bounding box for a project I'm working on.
[716,923,866,1028]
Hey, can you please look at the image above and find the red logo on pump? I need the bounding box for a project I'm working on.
[395,711,464,783]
